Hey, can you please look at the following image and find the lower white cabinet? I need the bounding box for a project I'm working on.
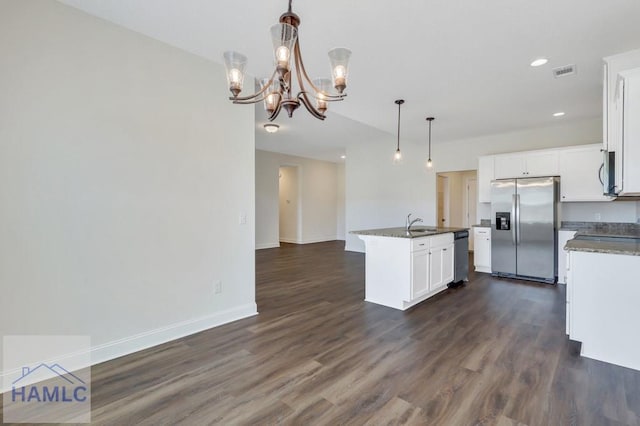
[566,250,640,371]
[557,230,577,285]
[358,232,455,311]
[427,240,454,292]
[473,227,491,273]
[411,249,429,299]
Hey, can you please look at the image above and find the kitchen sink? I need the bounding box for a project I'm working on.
[408,227,438,233]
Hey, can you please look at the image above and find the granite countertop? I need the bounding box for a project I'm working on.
[565,237,640,256]
[350,226,468,239]
[562,221,640,255]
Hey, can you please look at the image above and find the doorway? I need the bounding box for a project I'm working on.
[279,166,301,243]
[437,175,450,227]
[436,170,478,250]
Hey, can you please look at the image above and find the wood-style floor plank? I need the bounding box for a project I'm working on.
[2,240,640,425]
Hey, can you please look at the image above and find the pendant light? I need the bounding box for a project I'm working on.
[426,117,435,168]
[393,99,405,165]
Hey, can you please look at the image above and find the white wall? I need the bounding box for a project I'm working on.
[255,150,340,247]
[346,118,610,252]
[561,201,638,223]
[336,162,346,240]
[0,0,256,366]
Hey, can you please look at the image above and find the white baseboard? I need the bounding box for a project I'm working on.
[280,236,339,245]
[90,303,258,366]
[1,303,258,393]
[256,242,280,250]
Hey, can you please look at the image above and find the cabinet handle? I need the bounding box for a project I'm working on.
[419,243,425,246]
[443,248,447,251]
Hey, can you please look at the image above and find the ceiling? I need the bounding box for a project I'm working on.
[60,0,640,162]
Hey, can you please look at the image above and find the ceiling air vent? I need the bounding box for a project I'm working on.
[552,64,577,78]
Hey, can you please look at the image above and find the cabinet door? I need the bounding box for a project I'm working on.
[620,68,640,195]
[429,248,444,291]
[441,243,454,285]
[558,145,610,201]
[473,228,491,273]
[478,156,494,203]
[525,151,559,177]
[494,154,526,179]
[557,230,576,285]
[411,249,429,299]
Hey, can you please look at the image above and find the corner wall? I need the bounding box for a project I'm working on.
[255,150,340,248]
[0,0,256,366]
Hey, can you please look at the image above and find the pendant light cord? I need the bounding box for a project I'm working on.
[428,119,431,158]
[397,103,401,151]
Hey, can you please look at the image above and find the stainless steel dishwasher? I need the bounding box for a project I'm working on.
[451,230,469,285]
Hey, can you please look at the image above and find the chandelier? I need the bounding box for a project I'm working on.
[222,0,352,121]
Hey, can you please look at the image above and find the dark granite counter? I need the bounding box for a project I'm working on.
[562,221,640,255]
[565,237,640,256]
[350,226,467,239]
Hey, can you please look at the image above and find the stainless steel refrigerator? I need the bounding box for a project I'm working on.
[490,177,558,283]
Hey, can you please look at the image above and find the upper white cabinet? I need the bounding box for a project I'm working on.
[603,49,640,196]
[617,68,640,195]
[477,156,494,203]
[603,49,640,153]
[558,144,612,202]
[494,150,558,179]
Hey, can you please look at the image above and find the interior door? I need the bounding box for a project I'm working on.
[437,175,449,227]
[516,177,556,281]
[466,178,477,250]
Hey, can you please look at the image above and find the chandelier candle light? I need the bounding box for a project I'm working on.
[393,99,405,165]
[223,0,352,121]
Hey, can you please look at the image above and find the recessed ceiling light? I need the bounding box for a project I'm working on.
[553,112,565,117]
[530,58,548,67]
[263,123,280,133]
[340,155,346,159]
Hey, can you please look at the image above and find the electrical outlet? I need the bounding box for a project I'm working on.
[239,213,247,225]
[594,213,602,221]
[214,280,222,294]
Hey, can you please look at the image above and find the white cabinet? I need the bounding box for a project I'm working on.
[428,239,454,292]
[566,250,640,371]
[473,227,491,273]
[602,49,640,196]
[558,145,612,202]
[494,150,559,179]
[358,232,455,311]
[617,68,640,195]
[603,49,640,153]
[478,156,494,203]
[494,153,526,179]
[411,249,429,299]
[557,230,576,285]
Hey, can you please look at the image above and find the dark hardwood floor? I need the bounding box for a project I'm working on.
[4,241,640,425]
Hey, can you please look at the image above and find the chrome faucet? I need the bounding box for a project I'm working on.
[406,213,423,232]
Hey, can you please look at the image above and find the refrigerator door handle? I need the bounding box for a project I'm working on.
[511,194,517,245]
[515,194,521,245]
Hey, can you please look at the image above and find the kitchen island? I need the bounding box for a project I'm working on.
[565,233,640,372]
[351,227,467,310]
